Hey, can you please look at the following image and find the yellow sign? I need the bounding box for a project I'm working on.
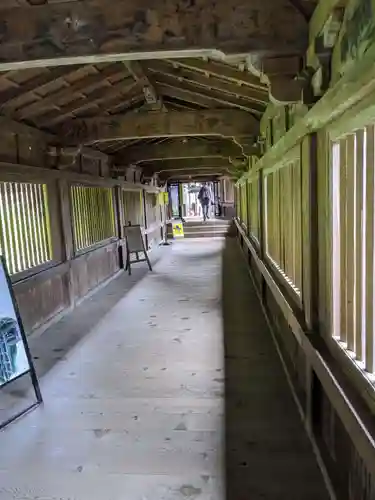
[172,221,184,238]
[158,192,169,205]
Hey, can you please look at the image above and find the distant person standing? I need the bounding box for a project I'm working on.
[198,183,212,221]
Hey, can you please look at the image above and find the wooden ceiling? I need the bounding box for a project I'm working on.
[0,0,320,182]
[0,56,269,181]
[0,58,267,130]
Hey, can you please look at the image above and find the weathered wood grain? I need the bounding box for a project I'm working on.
[0,0,308,69]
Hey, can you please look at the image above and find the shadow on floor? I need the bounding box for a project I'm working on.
[28,246,168,380]
[221,239,329,500]
[1,246,168,422]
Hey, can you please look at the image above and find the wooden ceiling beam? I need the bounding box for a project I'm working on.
[168,59,268,90]
[162,99,202,111]
[35,80,139,127]
[0,1,307,70]
[15,68,132,121]
[105,94,145,115]
[154,75,264,114]
[116,138,244,164]
[140,157,236,172]
[159,168,232,178]
[147,60,269,104]
[0,66,80,112]
[164,172,230,181]
[157,85,213,109]
[63,110,259,145]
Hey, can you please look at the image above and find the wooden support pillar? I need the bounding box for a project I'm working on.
[114,186,126,269]
[58,180,75,306]
[301,133,319,332]
[258,170,267,301]
[302,136,319,435]
[178,182,184,220]
[142,189,149,250]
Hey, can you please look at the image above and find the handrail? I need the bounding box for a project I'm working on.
[234,218,375,476]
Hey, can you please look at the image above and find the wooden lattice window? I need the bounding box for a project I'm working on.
[264,160,302,295]
[247,178,260,242]
[122,190,144,227]
[145,192,159,227]
[0,181,52,275]
[71,185,115,252]
[331,125,375,377]
[240,184,248,228]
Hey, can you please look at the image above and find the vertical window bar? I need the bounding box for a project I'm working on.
[287,164,293,281]
[355,130,365,362]
[332,142,341,338]
[365,125,375,373]
[82,186,90,249]
[339,138,348,344]
[20,183,32,270]
[25,183,37,268]
[36,184,49,263]
[273,171,278,263]
[29,184,41,266]
[91,188,96,245]
[280,169,285,272]
[298,158,303,294]
[97,188,101,240]
[346,134,356,352]
[43,185,52,259]
[14,183,27,271]
[109,189,115,236]
[35,184,47,264]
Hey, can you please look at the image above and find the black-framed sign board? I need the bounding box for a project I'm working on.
[0,256,42,430]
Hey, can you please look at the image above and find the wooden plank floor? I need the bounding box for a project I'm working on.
[0,238,329,499]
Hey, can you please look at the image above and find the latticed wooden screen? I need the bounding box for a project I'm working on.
[122,190,144,227]
[331,125,375,375]
[0,181,52,275]
[240,184,248,228]
[144,192,160,227]
[264,160,303,295]
[71,185,115,252]
[247,178,260,242]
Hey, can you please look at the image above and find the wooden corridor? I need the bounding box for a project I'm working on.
[0,239,328,499]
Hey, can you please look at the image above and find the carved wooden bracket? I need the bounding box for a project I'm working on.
[247,55,304,104]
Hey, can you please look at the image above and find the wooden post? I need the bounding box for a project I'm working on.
[58,180,75,306]
[259,170,267,301]
[302,134,319,331]
[115,186,126,269]
[246,180,250,235]
[142,189,149,250]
